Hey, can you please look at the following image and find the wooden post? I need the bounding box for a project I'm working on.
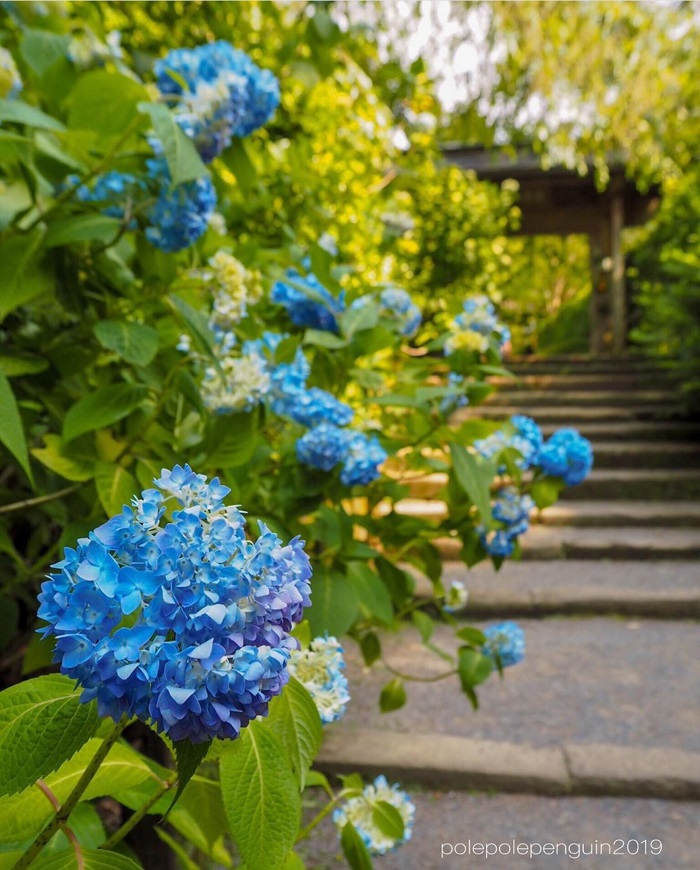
[610,181,627,354]
[588,228,609,354]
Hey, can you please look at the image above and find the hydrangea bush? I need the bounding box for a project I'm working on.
[0,7,592,870]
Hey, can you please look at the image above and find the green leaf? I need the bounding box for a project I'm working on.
[264,677,322,790]
[0,352,48,377]
[44,216,123,248]
[94,321,159,367]
[360,632,381,666]
[412,609,434,643]
[34,848,142,869]
[0,739,155,845]
[207,413,258,468]
[0,371,34,485]
[164,739,211,818]
[306,568,359,638]
[219,725,300,870]
[138,102,207,186]
[0,675,98,797]
[379,678,406,713]
[32,435,94,482]
[530,478,563,509]
[372,800,405,840]
[449,442,495,526]
[340,302,378,338]
[94,462,137,517]
[0,225,52,322]
[167,293,222,375]
[340,822,374,870]
[303,329,347,349]
[222,138,257,197]
[346,563,393,625]
[457,647,493,692]
[0,98,65,131]
[67,71,149,139]
[20,29,71,77]
[154,827,200,870]
[63,384,149,442]
[284,853,306,870]
[455,627,487,647]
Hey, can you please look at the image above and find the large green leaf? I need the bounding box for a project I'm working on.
[63,384,149,443]
[44,216,123,248]
[345,563,394,625]
[138,103,207,186]
[372,800,405,841]
[0,98,65,131]
[0,225,52,322]
[0,371,34,485]
[94,463,137,517]
[32,435,94,482]
[306,568,359,638]
[207,413,258,468]
[219,725,300,870]
[67,71,149,139]
[33,848,143,869]
[19,29,71,77]
[0,740,155,846]
[449,442,495,526]
[0,675,99,798]
[340,822,374,870]
[264,677,322,789]
[94,321,159,367]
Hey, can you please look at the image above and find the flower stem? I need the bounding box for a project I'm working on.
[381,659,457,683]
[13,718,128,870]
[100,776,175,851]
[0,484,82,516]
[295,795,342,844]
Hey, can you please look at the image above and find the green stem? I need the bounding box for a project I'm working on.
[100,776,175,851]
[0,484,82,516]
[295,795,342,844]
[13,718,128,870]
[381,659,457,683]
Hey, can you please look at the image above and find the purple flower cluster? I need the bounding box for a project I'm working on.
[38,466,312,743]
[155,41,279,163]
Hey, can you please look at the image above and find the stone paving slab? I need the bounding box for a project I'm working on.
[430,560,700,619]
[299,791,700,869]
[327,620,700,754]
[316,730,700,800]
[456,406,681,423]
[540,421,700,441]
[486,389,676,407]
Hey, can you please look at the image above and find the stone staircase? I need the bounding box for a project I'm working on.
[309,356,700,870]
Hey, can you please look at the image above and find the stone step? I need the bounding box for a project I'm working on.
[435,559,700,619]
[489,372,678,391]
[456,405,682,424]
[390,498,700,528]
[540,420,700,442]
[562,469,700,501]
[406,469,700,501]
[583,442,700,469]
[301,790,700,869]
[505,355,666,376]
[316,618,700,799]
[485,389,677,408]
[435,525,700,561]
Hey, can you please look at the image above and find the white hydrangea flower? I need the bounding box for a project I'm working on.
[445,580,468,612]
[201,353,271,414]
[333,775,416,855]
[288,635,350,724]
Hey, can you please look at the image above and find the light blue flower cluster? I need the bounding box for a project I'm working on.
[154,41,279,163]
[37,465,312,743]
[272,267,346,333]
[480,486,534,558]
[482,621,525,668]
[444,294,510,356]
[0,47,22,98]
[333,775,415,855]
[350,287,422,338]
[144,155,217,252]
[288,635,350,724]
[474,414,543,471]
[536,428,594,485]
[296,425,387,486]
[274,386,354,428]
[68,171,145,225]
[440,372,469,414]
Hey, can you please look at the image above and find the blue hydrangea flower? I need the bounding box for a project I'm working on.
[333,775,415,855]
[37,465,312,743]
[482,621,525,667]
[536,428,593,485]
[296,424,351,472]
[440,372,469,414]
[340,432,387,486]
[479,486,534,558]
[275,386,354,428]
[145,155,217,252]
[474,415,543,472]
[445,294,509,356]
[0,47,22,99]
[272,267,346,333]
[154,41,279,162]
[378,287,422,337]
[288,635,350,724]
